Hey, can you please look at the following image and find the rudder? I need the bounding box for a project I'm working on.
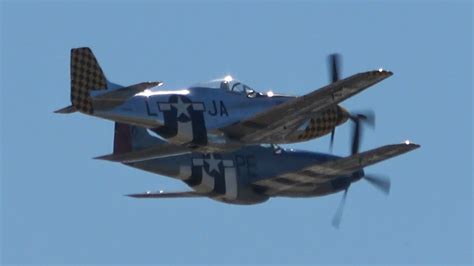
[113,123,167,154]
[70,47,107,114]
[95,123,190,162]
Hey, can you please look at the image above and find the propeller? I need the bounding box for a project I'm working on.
[331,188,348,228]
[326,54,375,152]
[329,53,341,83]
[328,53,341,152]
[331,173,390,228]
[349,111,375,155]
[325,53,384,228]
[330,110,384,228]
[329,129,336,151]
[364,174,391,195]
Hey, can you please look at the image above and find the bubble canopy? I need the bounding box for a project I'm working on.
[191,75,261,97]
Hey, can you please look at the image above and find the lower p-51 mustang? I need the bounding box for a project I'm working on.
[107,122,419,227]
[56,47,391,160]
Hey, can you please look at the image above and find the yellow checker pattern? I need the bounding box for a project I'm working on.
[70,48,107,114]
[297,107,340,140]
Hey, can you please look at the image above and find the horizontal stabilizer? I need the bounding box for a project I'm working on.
[91,81,162,110]
[54,105,77,114]
[126,190,205,198]
[95,143,190,163]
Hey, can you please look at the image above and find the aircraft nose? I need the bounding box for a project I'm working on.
[351,169,365,182]
[336,106,350,125]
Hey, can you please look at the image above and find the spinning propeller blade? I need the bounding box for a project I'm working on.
[326,54,376,153]
[331,173,391,228]
[329,128,335,152]
[331,112,388,228]
[332,188,348,229]
[327,53,341,151]
[349,111,376,155]
[364,174,391,195]
[326,54,387,227]
[355,110,376,128]
[328,53,341,83]
[350,115,362,155]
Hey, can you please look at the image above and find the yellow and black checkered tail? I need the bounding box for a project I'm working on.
[70,47,108,114]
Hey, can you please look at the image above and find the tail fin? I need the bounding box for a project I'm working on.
[113,123,133,154]
[95,123,189,162]
[113,123,166,154]
[70,47,108,114]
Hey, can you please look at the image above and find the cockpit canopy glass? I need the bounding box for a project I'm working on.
[260,143,284,154]
[192,75,262,98]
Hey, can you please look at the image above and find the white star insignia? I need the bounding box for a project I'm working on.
[171,97,191,118]
[205,154,222,174]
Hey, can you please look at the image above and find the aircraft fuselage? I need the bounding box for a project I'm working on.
[94,86,349,148]
[126,144,362,205]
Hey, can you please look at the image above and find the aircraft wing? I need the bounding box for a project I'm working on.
[94,143,190,163]
[126,191,205,198]
[222,70,392,143]
[254,142,419,195]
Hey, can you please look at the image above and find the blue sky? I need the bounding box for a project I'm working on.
[1,1,472,265]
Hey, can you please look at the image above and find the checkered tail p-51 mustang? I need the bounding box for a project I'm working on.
[56,47,392,160]
[55,48,419,226]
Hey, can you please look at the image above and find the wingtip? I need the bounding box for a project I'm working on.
[93,153,122,162]
[93,155,109,160]
[402,140,421,149]
[125,191,158,198]
[54,105,77,114]
[367,69,393,77]
[125,193,149,198]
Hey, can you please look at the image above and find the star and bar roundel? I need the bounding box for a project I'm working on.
[152,95,208,145]
[178,153,238,200]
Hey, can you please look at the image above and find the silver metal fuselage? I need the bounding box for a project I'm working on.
[93,85,347,149]
[125,145,357,205]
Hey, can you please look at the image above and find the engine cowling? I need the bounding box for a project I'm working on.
[287,105,349,142]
